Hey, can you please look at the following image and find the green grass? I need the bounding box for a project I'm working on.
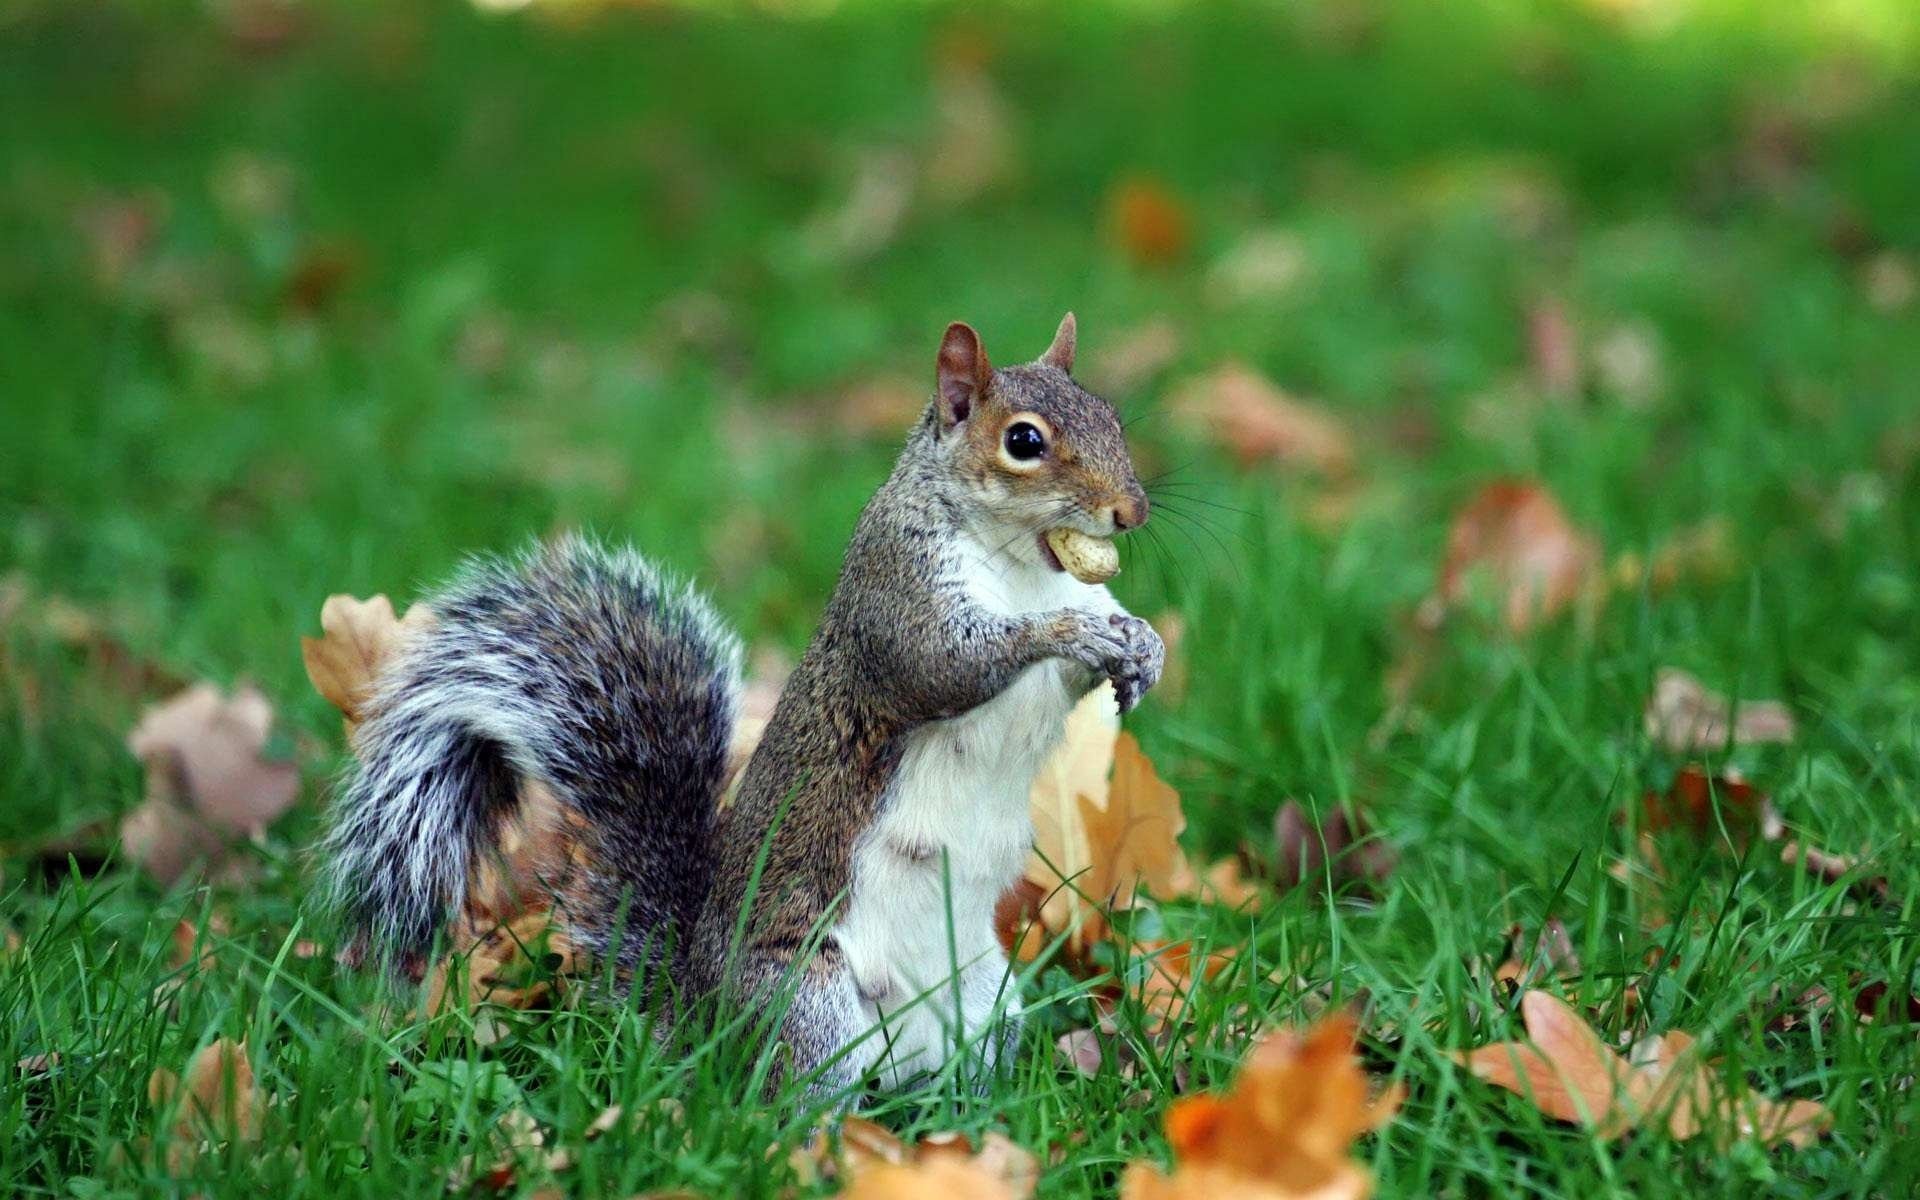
[4,0,1919,1195]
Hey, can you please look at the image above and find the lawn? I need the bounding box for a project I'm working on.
[3,0,1919,1196]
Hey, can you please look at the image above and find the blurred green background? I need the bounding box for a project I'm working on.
[3,0,1919,1194]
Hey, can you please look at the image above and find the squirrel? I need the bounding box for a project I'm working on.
[324,314,1163,1095]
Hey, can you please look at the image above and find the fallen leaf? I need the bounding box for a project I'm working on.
[1641,765,1777,843]
[1428,480,1600,635]
[1107,177,1191,269]
[840,1158,1019,1200]
[300,593,436,737]
[1643,668,1796,754]
[1129,939,1237,1032]
[1122,1014,1398,1200]
[797,1115,1036,1199]
[1021,684,1122,954]
[1089,734,1197,909]
[1056,1027,1109,1078]
[1454,990,1833,1148]
[1455,991,1638,1137]
[123,683,301,884]
[147,1037,259,1160]
[1169,364,1354,477]
[1270,801,1396,892]
[421,910,578,1016]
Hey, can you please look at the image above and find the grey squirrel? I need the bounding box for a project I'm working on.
[324,314,1163,1093]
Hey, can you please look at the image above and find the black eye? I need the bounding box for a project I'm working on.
[1003,421,1046,461]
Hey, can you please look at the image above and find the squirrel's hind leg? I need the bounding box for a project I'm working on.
[731,949,876,1106]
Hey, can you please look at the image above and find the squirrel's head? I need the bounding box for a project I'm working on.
[928,314,1149,563]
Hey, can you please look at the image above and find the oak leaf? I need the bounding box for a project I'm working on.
[300,593,435,737]
[123,682,300,884]
[1107,177,1191,268]
[147,1037,259,1168]
[1453,990,1833,1148]
[1122,1014,1398,1200]
[1427,480,1600,635]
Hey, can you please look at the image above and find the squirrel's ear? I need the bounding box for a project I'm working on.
[936,321,992,428]
[1040,312,1076,374]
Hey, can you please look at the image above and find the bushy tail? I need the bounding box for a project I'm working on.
[323,534,741,971]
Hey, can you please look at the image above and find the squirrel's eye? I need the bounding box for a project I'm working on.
[1003,421,1047,461]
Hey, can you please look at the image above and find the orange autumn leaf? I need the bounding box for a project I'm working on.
[1453,990,1833,1148]
[1124,1015,1398,1200]
[300,593,436,737]
[794,1116,1036,1199]
[147,1037,260,1157]
[1107,177,1192,268]
[1428,480,1600,635]
[1130,939,1237,1032]
[1455,991,1639,1138]
[1089,733,1196,908]
[1014,689,1194,959]
[1642,765,1777,842]
[840,1158,1020,1200]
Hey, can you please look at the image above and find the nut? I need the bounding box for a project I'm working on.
[1045,528,1120,584]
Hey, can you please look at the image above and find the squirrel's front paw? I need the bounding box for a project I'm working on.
[1058,611,1163,714]
[1103,613,1164,714]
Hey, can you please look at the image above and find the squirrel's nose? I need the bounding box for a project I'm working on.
[1109,494,1149,531]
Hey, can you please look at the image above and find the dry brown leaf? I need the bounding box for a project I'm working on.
[1270,801,1396,892]
[1455,991,1638,1137]
[1454,991,1833,1148]
[421,910,578,1016]
[1196,857,1266,910]
[1643,668,1796,754]
[300,593,435,737]
[1130,939,1237,1032]
[840,1158,1020,1200]
[1107,177,1191,268]
[1022,684,1122,952]
[1122,1014,1398,1200]
[796,1116,1036,1199]
[147,1037,259,1153]
[1642,765,1778,843]
[1090,734,1196,908]
[1428,480,1601,635]
[1169,364,1354,477]
[123,682,301,884]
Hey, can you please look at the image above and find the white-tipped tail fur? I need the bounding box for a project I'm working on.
[322,534,742,970]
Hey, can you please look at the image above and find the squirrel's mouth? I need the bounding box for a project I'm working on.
[1037,531,1066,572]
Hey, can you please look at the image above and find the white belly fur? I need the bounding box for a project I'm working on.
[833,540,1119,1085]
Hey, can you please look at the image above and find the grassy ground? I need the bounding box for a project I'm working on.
[4,1,1919,1196]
